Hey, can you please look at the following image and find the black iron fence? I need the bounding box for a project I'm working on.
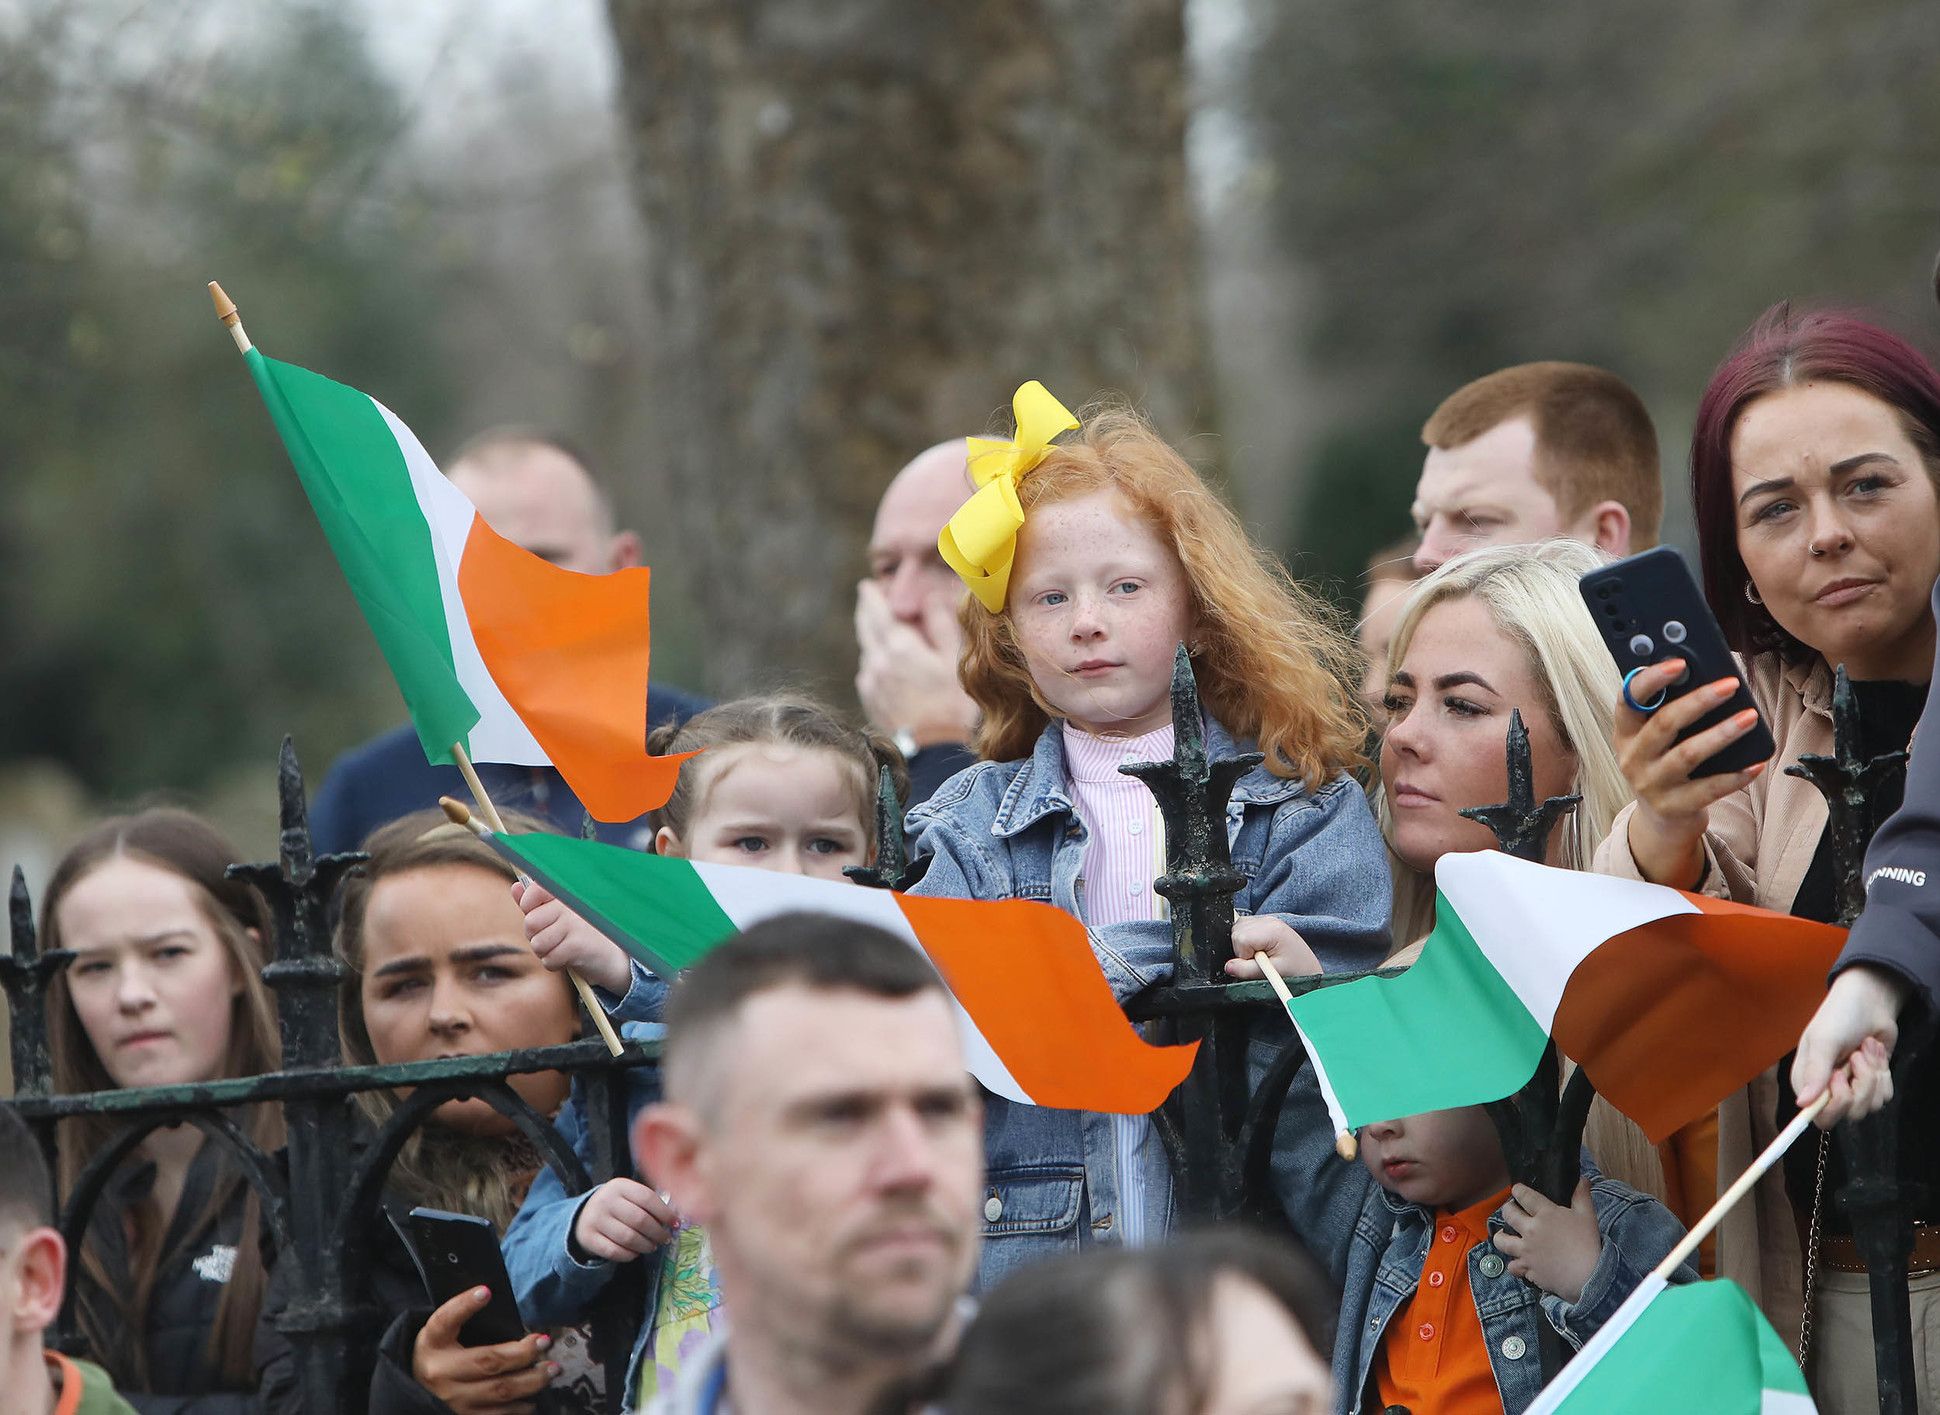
[2,655,1924,1413]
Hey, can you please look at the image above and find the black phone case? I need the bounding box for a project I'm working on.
[391,1207,528,1347]
[1579,546,1776,778]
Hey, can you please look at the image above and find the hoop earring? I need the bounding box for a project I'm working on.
[1744,581,1763,606]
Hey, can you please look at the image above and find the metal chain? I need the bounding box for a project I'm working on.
[1798,1128,1830,1369]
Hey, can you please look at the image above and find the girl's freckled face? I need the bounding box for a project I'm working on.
[1008,491,1195,737]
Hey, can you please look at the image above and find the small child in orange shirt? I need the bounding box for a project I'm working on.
[1268,1079,1694,1414]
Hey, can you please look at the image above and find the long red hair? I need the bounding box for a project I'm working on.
[959,403,1366,788]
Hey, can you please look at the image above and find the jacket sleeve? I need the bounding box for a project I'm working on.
[502,1095,622,1327]
[1245,775,1393,972]
[1540,1173,1696,1348]
[367,1311,459,1415]
[1837,604,1940,1013]
[1252,1035,1375,1287]
[595,958,669,1023]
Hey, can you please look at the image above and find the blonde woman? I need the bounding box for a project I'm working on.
[1370,539,1628,949]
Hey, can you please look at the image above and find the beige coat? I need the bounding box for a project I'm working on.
[1594,651,1835,1344]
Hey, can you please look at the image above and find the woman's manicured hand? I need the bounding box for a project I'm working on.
[1612,661,1766,888]
[411,1287,554,1415]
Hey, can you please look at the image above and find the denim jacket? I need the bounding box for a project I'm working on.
[502,1017,666,1402]
[1263,1054,1696,1414]
[906,716,1391,1290]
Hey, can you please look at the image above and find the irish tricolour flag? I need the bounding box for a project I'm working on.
[490,832,1199,1115]
[1526,1274,1815,1413]
[245,350,688,821]
[1284,851,1845,1141]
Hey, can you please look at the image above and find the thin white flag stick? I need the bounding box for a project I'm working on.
[1653,1088,1829,1280]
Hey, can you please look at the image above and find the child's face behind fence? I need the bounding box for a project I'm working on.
[57,857,244,1090]
[359,863,580,1133]
[1357,1106,1509,1212]
[655,744,870,881]
[1009,490,1195,739]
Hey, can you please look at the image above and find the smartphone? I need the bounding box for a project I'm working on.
[1578,546,1776,777]
[390,1207,528,1347]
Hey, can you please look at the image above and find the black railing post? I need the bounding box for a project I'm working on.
[1460,708,1593,1205]
[1459,708,1588,1388]
[3,864,72,1178]
[1786,666,1920,1415]
[1121,646,1262,1219]
[228,737,370,1415]
[845,764,928,892]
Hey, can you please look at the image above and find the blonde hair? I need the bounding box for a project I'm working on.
[1377,540,1629,947]
[334,809,573,1231]
[40,809,282,1392]
[960,403,1366,789]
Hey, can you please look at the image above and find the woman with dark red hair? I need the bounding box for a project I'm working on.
[1595,304,1940,1410]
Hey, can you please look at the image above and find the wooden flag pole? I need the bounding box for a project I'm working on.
[440,776,624,1056]
[208,283,620,1057]
[1653,1088,1828,1280]
[1255,952,1359,1160]
[209,281,252,353]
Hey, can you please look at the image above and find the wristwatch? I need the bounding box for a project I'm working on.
[892,727,921,760]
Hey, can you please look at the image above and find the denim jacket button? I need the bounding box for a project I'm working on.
[984,1195,1004,1223]
[1478,1253,1506,1279]
[1501,1335,1527,1360]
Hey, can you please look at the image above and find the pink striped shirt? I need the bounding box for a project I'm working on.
[1062,721,1173,1247]
[1062,722,1173,927]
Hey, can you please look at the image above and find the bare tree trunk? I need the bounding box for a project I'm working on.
[606,0,1209,697]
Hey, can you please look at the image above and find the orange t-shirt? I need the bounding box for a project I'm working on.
[1373,1188,1512,1415]
[1655,1106,1720,1278]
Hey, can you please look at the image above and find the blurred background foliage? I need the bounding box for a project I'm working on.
[1,0,1937,867]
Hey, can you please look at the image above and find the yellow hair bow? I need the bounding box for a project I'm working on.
[938,381,1081,612]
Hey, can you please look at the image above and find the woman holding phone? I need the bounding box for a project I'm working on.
[1597,305,1940,1410]
[258,810,598,1415]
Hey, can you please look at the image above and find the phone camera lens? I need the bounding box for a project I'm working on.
[1663,620,1687,644]
[1629,634,1654,656]
[447,1251,459,1263]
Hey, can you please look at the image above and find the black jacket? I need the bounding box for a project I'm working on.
[257,1191,446,1415]
[1839,579,1940,1018]
[74,1142,261,1414]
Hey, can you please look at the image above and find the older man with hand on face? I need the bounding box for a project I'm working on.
[632,913,984,1415]
[856,441,980,805]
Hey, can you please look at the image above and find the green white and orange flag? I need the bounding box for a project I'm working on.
[243,350,689,821]
[488,831,1200,1114]
[1283,850,1845,1141]
[1525,1274,1815,1413]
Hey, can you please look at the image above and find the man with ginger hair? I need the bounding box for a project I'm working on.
[1410,362,1662,574]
